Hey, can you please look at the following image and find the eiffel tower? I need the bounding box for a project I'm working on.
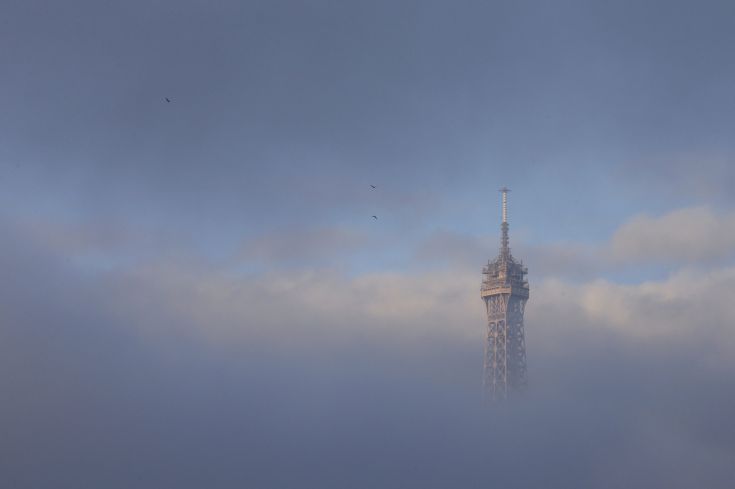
[481,188,529,401]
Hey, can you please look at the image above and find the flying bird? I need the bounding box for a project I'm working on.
[372,215,378,220]
[165,97,171,103]
[370,185,376,189]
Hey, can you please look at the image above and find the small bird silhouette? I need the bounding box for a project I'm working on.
[165,97,171,103]
[370,185,376,189]
[372,215,378,220]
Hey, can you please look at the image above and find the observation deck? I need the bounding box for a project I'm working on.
[481,255,529,299]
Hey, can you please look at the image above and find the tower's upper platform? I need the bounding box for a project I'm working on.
[481,253,529,299]
[481,188,529,299]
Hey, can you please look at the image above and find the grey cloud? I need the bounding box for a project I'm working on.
[414,230,494,269]
[238,227,371,267]
[3,0,735,486]
[3,217,735,487]
[4,0,735,235]
[517,242,601,279]
[412,229,603,281]
[616,151,735,204]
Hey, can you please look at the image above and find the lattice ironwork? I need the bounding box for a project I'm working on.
[481,188,529,401]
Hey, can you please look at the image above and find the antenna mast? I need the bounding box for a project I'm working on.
[499,187,510,257]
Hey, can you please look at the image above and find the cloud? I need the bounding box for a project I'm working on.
[2,216,735,488]
[609,206,735,264]
[414,230,493,268]
[616,151,735,204]
[519,242,601,279]
[412,230,601,280]
[415,206,735,282]
[3,0,735,485]
[531,268,735,362]
[112,264,483,350]
[238,227,371,266]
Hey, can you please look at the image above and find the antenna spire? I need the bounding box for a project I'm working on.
[499,187,510,257]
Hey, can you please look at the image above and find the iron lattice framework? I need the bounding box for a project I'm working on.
[481,188,529,401]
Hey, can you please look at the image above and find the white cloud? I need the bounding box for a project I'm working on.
[104,252,735,372]
[610,206,735,264]
[530,267,735,364]
[107,262,485,352]
[6,209,735,364]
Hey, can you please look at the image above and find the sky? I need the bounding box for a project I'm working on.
[2,0,735,487]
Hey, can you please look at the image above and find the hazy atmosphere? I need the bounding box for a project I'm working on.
[2,1,735,487]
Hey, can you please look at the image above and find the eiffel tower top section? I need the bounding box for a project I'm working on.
[481,187,529,299]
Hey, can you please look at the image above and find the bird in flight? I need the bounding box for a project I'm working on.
[165,97,171,103]
[372,215,378,220]
[370,185,376,189]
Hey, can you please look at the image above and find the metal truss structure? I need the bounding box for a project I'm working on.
[481,188,529,401]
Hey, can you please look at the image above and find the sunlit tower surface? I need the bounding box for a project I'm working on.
[481,188,529,401]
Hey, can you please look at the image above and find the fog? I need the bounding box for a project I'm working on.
[2,216,734,488]
[2,0,735,487]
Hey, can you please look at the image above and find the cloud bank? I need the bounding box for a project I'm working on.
[2,215,735,488]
